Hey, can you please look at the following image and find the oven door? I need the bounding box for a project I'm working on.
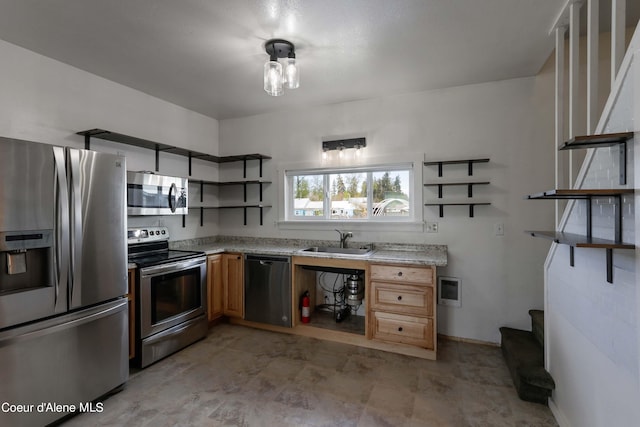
[127,171,188,216]
[138,256,206,339]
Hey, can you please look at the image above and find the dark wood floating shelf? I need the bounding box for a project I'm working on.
[424,181,490,198]
[425,202,490,218]
[196,204,272,209]
[559,132,633,185]
[186,205,272,227]
[191,179,271,203]
[526,230,634,249]
[77,128,271,177]
[559,132,634,150]
[526,230,634,284]
[424,158,489,177]
[525,189,634,199]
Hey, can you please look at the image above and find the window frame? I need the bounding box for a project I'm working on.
[284,163,415,223]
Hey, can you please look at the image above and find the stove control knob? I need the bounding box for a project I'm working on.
[161,230,166,234]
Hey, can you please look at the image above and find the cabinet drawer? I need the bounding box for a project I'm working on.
[370,264,433,284]
[371,282,434,316]
[371,311,434,349]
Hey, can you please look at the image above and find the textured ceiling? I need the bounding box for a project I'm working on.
[0,0,628,120]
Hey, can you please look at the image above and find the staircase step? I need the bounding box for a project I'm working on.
[500,327,555,404]
[529,309,544,348]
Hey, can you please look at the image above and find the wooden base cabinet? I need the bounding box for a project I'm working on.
[207,255,223,321]
[369,263,436,352]
[222,253,244,319]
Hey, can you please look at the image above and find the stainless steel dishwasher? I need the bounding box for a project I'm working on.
[244,254,292,327]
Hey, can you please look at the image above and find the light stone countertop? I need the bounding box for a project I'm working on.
[169,236,447,267]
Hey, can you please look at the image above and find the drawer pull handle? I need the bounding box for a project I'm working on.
[397,295,402,301]
[397,271,403,277]
[398,327,403,332]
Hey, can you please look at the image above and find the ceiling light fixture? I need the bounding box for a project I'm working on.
[264,39,299,96]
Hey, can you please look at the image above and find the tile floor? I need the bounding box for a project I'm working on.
[63,324,558,426]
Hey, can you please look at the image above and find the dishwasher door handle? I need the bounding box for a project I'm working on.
[259,260,272,266]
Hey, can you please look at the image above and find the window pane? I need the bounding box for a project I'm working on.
[292,175,325,217]
[371,170,410,217]
[329,172,367,219]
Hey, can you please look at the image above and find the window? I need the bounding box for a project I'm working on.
[286,164,413,221]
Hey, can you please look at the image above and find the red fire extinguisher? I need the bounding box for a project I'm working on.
[301,291,310,323]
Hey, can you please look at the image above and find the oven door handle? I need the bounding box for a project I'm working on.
[140,256,206,277]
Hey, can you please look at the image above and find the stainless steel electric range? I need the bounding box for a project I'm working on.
[128,226,207,368]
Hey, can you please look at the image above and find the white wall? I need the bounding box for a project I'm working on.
[220,76,556,344]
[0,39,221,239]
[546,29,640,427]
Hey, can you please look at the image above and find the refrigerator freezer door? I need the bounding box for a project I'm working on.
[68,149,127,309]
[0,298,128,427]
[0,137,55,232]
[0,139,68,329]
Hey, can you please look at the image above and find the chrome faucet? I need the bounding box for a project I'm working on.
[335,229,353,248]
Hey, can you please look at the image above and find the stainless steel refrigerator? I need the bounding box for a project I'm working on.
[0,137,129,426]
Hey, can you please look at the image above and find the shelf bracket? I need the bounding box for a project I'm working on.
[243,183,247,203]
[606,248,613,283]
[182,214,186,228]
[260,207,264,225]
[619,142,627,185]
[467,183,473,198]
[259,158,263,178]
[615,194,622,242]
[243,159,247,179]
[569,246,574,267]
[188,152,192,177]
[84,134,91,150]
[467,161,473,176]
[438,204,444,217]
[437,184,443,198]
[200,181,204,203]
[200,207,204,227]
[259,182,263,202]
[243,207,247,225]
[586,198,592,238]
[469,204,475,218]
[155,144,160,172]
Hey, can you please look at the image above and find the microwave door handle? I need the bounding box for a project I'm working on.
[168,182,177,213]
[53,146,69,311]
[68,149,83,308]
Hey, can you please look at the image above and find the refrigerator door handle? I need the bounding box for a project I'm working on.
[68,149,83,307]
[53,146,70,312]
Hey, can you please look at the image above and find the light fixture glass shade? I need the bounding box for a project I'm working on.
[264,60,283,96]
[284,57,299,89]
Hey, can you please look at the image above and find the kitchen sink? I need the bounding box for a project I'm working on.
[300,244,375,257]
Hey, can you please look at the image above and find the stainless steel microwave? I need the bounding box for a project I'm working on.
[127,171,188,215]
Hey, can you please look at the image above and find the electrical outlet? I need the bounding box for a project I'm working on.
[495,223,504,236]
[426,222,438,233]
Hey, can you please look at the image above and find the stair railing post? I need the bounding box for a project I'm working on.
[569,1,581,189]
[611,0,626,89]
[587,0,599,135]
[555,26,567,229]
